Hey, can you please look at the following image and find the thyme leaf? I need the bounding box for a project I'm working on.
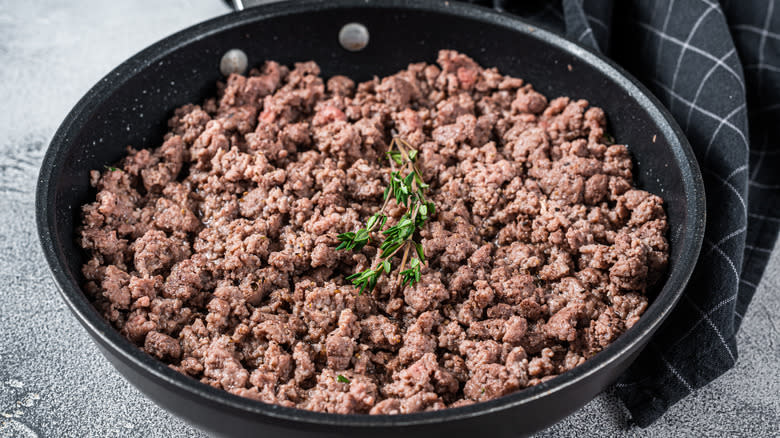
[336,137,433,295]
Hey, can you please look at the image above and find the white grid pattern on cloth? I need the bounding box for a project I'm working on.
[734,24,780,40]
[583,13,607,31]
[724,164,748,181]
[645,0,776,406]
[638,22,744,84]
[745,244,773,253]
[704,226,748,257]
[702,167,748,212]
[683,295,737,363]
[620,288,741,371]
[667,293,739,350]
[756,1,774,92]
[467,0,779,425]
[578,27,593,43]
[572,1,598,47]
[576,1,778,425]
[740,278,759,288]
[750,132,768,179]
[703,104,749,158]
[653,0,677,80]
[669,3,719,98]
[696,0,720,8]
[684,48,738,129]
[614,339,698,392]
[515,1,773,423]
[733,1,780,285]
[598,0,756,415]
[744,63,780,73]
[705,239,741,281]
[658,346,694,392]
[749,212,780,222]
[649,80,748,147]
[749,180,780,189]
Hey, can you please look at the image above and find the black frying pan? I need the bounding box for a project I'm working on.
[35,1,705,436]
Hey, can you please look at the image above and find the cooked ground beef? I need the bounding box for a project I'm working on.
[78,50,668,414]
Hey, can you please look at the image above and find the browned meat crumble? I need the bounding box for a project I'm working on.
[78,50,668,414]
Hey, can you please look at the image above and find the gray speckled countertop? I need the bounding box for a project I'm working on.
[1,1,777,437]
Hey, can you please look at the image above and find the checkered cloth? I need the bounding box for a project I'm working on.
[464,0,779,426]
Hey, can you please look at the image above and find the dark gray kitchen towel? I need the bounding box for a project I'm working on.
[464,0,780,427]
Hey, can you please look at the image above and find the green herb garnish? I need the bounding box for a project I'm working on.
[103,165,120,172]
[337,374,350,383]
[336,137,434,295]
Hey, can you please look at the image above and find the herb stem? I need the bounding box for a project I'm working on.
[397,243,411,285]
[336,137,434,294]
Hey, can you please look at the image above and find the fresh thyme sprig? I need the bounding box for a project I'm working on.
[336,137,434,294]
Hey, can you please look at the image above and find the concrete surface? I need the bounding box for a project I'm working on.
[0,1,777,436]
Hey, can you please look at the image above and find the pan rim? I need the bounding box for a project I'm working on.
[35,0,706,429]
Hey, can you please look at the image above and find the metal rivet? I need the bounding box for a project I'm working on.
[339,23,369,52]
[220,49,248,76]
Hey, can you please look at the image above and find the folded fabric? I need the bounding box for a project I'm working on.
[462,0,780,427]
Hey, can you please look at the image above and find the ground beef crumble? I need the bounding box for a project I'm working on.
[78,50,668,414]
